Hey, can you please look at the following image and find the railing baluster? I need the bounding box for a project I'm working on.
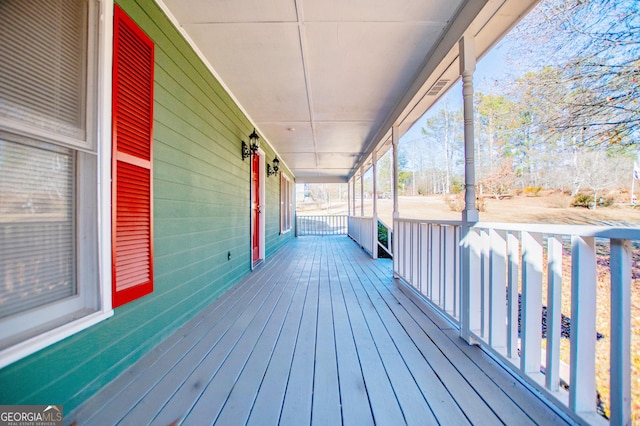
[545,235,563,392]
[398,222,410,281]
[481,229,491,340]
[425,223,432,298]
[521,231,543,376]
[465,228,482,339]
[393,219,398,277]
[404,222,410,280]
[507,232,519,361]
[610,238,631,426]
[569,235,597,414]
[411,222,419,286]
[432,225,441,305]
[454,225,461,320]
[419,223,428,295]
[489,229,507,353]
[443,226,456,316]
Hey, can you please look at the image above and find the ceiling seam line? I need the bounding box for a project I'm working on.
[294,0,320,174]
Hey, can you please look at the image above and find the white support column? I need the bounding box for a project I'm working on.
[392,126,400,220]
[347,178,351,217]
[360,167,364,217]
[459,34,478,344]
[392,126,400,277]
[372,150,378,259]
[352,177,357,217]
[460,35,478,223]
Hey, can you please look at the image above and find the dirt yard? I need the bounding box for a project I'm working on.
[299,194,640,226]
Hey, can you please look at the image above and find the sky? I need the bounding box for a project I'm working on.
[400,44,516,147]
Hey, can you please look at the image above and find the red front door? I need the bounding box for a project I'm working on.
[252,154,261,263]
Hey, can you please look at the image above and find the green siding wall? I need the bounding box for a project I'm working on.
[0,0,293,412]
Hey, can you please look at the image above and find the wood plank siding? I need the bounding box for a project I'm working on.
[0,0,292,412]
[68,236,570,425]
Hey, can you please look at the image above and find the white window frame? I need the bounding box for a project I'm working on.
[0,0,114,369]
[280,174,293,234]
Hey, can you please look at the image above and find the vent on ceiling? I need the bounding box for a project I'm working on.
[426,80,450,96]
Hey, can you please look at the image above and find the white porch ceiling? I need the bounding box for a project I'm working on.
[158,0,538,182]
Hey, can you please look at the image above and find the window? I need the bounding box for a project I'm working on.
[0,0,106,362]
[111,5,154,307]
[280,174,293,233]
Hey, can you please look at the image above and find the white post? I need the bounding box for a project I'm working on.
[459,34,478,344]
[569,235,597,415]
[521,231,543,375]
[372,150,378,259]
[632,151,638,205]
[489,229,507,352]
[610,238,631,425]
[392,126,400,277]
[546,235,563,391]
[347,178,351,217]
[392,126,400,220]
[460,34,478,223]
[360,167,364,217]
[506,232,520,360]
[352,177,357,217]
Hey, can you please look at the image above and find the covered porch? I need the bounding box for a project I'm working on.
[68,235,566,425]
[1,0,636,424]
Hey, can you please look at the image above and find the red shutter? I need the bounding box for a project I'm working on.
[112,5,154,308]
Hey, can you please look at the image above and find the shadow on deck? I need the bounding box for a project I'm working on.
[68,236,569,425]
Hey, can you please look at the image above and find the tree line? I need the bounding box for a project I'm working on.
[375,0,639,204]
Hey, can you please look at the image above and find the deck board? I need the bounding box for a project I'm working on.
[327,248,375,426]
[68,236,570,426]
[311,242,342,426]
[278,243,320,425]
[213,246,309,425]
[80,249,288,425]
[244,248,313,426]
[343,253,439,425]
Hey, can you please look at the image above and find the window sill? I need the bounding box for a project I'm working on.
[0,309,113,369]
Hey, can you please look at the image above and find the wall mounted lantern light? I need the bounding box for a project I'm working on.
[241,128,260,160]
[267,157,280,177]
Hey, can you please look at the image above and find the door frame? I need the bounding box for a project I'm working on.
[250,149,266,268]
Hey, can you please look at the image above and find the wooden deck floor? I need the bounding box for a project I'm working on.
[69,236,569,425]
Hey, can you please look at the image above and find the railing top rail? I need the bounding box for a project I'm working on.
[472,221,640,240]
[297,214,348,217]
[349,216,374,220]
[395,218,465,227]
[393,217,640,239]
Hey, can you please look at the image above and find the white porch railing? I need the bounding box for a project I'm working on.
[394,218,638,425]
[296,215,347,236]
[348,216,374,255]
[393,219,462,322]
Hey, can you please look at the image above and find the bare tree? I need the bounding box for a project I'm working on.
[506,0,640,148]
[421,103,463,194]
